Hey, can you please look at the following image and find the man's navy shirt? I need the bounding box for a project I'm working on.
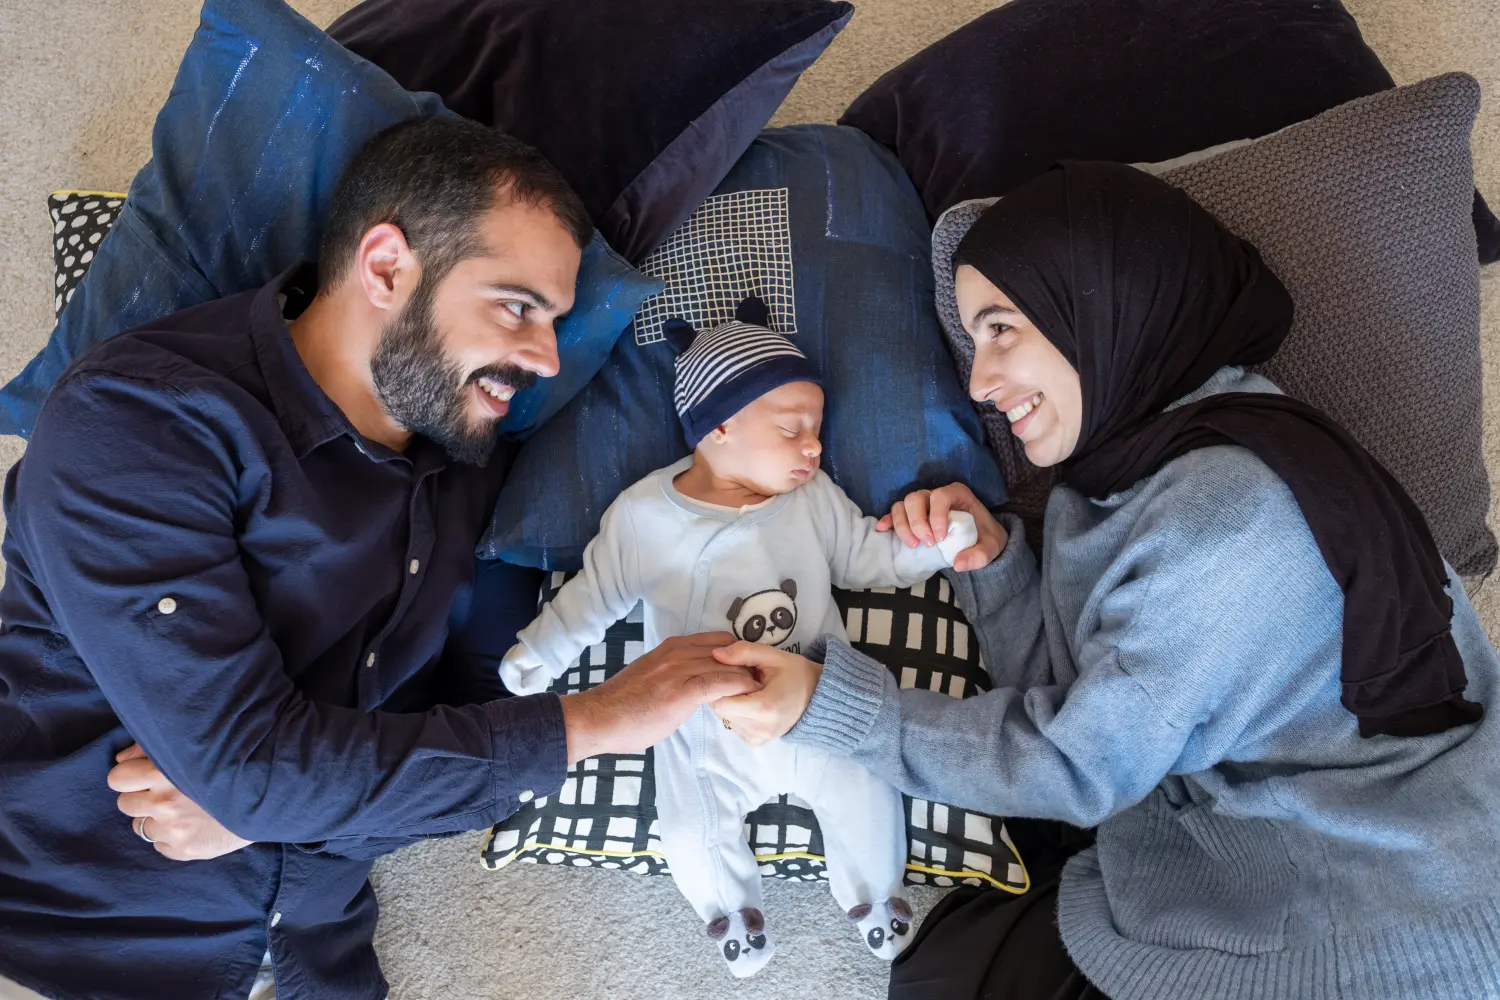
[0,267,566,1000]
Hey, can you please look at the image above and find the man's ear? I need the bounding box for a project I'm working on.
[354,222,415,312]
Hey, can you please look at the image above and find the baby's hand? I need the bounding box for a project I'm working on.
[500,649,557,696]
[877,483,1007,572]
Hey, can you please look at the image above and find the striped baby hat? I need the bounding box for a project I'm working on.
[662,295,821,449]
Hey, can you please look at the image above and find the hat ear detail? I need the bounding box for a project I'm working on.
[734,295,771,328]
[662,317,698,354]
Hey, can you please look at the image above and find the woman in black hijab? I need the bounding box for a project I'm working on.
[713,163,1500,1000]
[955,161,1478,739]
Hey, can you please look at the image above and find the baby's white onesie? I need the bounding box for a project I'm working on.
[501,456,974,975]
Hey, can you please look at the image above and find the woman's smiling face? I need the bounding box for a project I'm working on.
[956,263,1083,468]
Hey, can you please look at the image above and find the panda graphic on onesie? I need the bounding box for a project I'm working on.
[727,580,799,649]
[500,297,979,977]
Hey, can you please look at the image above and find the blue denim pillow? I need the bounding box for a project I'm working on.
[484,125,1007,570]
[1,0,657,440]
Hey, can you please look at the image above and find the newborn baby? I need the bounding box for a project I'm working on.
[500,297,978,977]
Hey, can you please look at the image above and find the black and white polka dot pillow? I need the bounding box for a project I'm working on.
[48,191,124,319]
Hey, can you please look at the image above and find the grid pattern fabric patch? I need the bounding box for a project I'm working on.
[482,595,670,875]
[48,192,124,319]
[631,189,796,346]
[483,574,1028,893]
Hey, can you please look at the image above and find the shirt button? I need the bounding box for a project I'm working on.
[408,559,420,575]
[157,597,177,615]
[271,911,282,928]
[365,652,376,668]
[518,790,534,803]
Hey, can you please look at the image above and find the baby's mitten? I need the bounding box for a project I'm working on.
[498,644,557,696]
[936,510,979,565]
[706,907,775,978]
[847,897,915,961]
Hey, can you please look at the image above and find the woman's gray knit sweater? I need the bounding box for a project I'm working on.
[787,368,1500,1000]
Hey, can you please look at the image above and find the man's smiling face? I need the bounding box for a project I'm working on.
[370,195,580,465]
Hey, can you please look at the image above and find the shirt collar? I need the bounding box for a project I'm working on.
[250,263,447,475]
[249,263,358,459]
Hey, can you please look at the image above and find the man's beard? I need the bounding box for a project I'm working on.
[370,280,537,466]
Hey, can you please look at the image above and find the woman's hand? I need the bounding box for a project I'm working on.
[877,483,1008,572]
[710,642,823,747]
[108,744,253,861]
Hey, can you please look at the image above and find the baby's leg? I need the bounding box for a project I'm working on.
[654,714,776,977]
[793,748,916,960]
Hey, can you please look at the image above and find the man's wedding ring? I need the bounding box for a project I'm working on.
[134,816,155,844]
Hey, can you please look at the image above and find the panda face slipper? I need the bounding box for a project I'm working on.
[706,907,775,978]
[847,897,915,961]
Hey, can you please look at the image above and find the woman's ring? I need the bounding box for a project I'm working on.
[134,816,155,844]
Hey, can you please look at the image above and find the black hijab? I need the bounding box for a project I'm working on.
[955,162,1481,738]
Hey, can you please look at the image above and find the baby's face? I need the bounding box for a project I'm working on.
[706,381,824,495]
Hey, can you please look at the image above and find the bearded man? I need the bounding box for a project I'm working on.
[0,116,756,1000]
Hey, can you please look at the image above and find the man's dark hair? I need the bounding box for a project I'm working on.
[318,116,593,291]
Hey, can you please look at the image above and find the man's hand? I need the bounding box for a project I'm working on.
[560,632,761,763]
[108,744,253,861]
[710,642,823,747]
[877,482,1008,572]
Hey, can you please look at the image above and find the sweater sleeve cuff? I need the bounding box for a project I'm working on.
[488,692,568,810]
[943,513,1036,621]
[785,637,891,753]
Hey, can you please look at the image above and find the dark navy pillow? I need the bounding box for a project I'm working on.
[840,0,1499,264]
[1,0,658,440]
[485,125,1007,570]
[329,0,855,264]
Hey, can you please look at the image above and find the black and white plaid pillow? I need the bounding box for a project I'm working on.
[48,191,125,319]
[482,575,1029,893]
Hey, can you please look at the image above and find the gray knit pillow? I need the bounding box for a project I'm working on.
[935,73,1495,583]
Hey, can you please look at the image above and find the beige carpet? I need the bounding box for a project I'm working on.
[0,1,1497,997]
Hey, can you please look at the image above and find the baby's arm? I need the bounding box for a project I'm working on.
[500,500,643,695]
[810,476,977,591]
